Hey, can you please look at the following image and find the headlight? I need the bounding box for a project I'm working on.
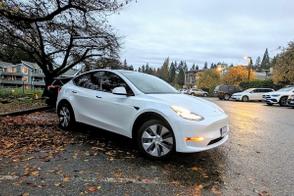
[271,94,280,97]
[171,106,204,121]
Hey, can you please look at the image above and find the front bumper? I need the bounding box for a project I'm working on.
[231,95,242,100]
[264,98,278,104]
[171,114,229,153]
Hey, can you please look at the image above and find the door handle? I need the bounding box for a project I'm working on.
[72,90,77,94]
[96,95,102,99]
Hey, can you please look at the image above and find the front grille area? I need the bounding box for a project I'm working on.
[208,137,224,145]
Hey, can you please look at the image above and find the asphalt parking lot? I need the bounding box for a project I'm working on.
[0,98,293,195]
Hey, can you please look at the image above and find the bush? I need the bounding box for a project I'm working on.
[239,79,282,90]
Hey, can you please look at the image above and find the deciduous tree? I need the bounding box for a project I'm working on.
[0,0,131,97]
[222,66,255,85]
[272,42,294,85]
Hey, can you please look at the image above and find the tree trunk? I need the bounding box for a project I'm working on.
[43,76,55,106]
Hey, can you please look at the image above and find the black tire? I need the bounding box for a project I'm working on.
[279,96,288,107]
[191,93,196,96]
[224,94,230,100]
[242,96,249,102]
[57,101,76,130]
[136,119,175,160]
[203,93,208,97]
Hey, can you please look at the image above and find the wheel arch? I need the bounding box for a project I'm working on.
[132,112,173,140]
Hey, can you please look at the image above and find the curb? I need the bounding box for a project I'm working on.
[0,106,54,117]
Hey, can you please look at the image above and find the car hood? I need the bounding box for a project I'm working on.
[147,94,225,117]
[232,92,243,96]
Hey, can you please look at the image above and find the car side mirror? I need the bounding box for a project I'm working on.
[112,87,127,95]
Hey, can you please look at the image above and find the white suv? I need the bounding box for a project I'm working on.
[57,70,229,159]
[263,86,294,106]
[231,88,274,102]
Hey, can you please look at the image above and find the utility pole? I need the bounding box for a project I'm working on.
[245,56,253,80]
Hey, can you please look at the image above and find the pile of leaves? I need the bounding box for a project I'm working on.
[0,112,74,159]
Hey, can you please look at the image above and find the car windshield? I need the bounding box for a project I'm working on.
[277,87,294,92]
[121,71,179,94]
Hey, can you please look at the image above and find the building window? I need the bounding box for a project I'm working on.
[22,67,28,74]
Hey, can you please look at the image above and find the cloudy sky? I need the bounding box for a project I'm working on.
[110,0,294,68]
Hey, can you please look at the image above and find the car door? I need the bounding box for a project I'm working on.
[92,71,138,137]
[70,71,104,125]
[248,89,258,100]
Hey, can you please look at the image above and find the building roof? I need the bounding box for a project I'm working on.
[21,61,40,70]
[0,61,17,68]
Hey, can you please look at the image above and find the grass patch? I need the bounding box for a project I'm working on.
[0,87,43,98]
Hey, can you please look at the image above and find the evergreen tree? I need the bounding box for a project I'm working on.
[160,57,170,81]
[177,67,185,86]
[191,64,196,71]
[169,62,176,83]
[261,48,271,70]
[196,65,199,70]
[255,56,261,70]
[204,62,208,69]
[123,59,128,67]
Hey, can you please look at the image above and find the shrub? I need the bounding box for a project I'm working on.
[239,79,282,90]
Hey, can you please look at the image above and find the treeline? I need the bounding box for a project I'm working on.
[136,58,188,87]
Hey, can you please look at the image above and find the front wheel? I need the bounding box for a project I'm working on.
[137,119,175,160]
[242,96,249,102]
[279,96,288,107]
[57,102,76,130]
[224,94,230,100]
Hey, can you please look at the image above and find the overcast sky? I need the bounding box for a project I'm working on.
[110,0,294,68]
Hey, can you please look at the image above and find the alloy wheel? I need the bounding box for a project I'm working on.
[141,124,174,157]
[59,106,70,128]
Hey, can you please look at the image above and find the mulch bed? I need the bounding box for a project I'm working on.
[0,99,47,114]
[0,112,74,159]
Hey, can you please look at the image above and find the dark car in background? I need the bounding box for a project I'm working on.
[214,85,241,100]
[46,77,73,106]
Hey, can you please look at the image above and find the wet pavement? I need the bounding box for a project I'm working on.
[0,98,293,195]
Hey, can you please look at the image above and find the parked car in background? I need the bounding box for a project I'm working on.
[263,86,294,106]
[179,88,189,94]
[46,77,73,106]
[189,88,208,97]
[214,85,241,100]
[57,70,229,160]
[287,94,294,108]
[231,88,274,102]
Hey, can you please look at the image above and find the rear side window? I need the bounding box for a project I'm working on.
[73,72,100,90]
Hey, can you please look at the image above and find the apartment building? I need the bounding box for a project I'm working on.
[0,61,45,87]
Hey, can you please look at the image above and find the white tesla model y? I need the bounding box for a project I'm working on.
[57,70,229,159]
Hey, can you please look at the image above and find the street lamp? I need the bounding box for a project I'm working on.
[244,56,253,80]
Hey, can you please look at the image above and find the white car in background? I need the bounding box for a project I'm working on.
[57,70,229,159]
[263,86,294,106]
[231,88,274,102]
[189,88,209,97]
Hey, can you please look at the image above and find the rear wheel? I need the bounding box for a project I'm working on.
[137,119,175,160]
[279,96,288,107]
[203,93,208,97]
[57,102,76,130]
[242,96,249,102]
[224,94,230,100]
